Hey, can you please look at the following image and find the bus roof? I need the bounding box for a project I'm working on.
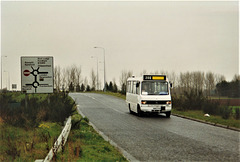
[127,75,168,82]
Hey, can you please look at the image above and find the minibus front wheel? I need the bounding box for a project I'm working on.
[137,105,143,117]
[129,104,133,114]
[166,111,171,118]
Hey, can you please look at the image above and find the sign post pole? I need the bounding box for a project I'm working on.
[24,91,28,109]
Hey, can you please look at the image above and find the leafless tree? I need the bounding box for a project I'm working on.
[193,71,205,94]
[179,72,189,94]
[75,65,82,86]
[84,77,88,87]
[61,67,68,91]
[215,74,226,84]
[154,70,159,74]
[205,72,215,97]
[119,70,132,87]
[160,70,168,75]
[168,71,177,86]
[232,74,240,81]
[54,65,61,91]
[119,70,133,92]
[178,71,204,95]
[140,69,147,76]
[90,68,97,90]
[70,65,77,87]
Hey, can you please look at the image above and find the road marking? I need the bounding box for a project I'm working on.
[81,93,126,114]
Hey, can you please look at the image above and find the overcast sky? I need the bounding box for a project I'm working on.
[1,0,239,90]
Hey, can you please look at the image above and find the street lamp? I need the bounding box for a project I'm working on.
[94,47,106,92]
[91,56,99,90]
[1,55,7,90]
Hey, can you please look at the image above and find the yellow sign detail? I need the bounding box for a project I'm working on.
[152,76,164,80]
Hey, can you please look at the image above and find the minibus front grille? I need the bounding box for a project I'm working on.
[143,100,167,104]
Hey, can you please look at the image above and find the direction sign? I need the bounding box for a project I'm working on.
[21,56,54,93]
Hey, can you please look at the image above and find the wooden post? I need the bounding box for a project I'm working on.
[48,93,50,104]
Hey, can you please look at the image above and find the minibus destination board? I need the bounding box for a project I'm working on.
[143,75,166,80]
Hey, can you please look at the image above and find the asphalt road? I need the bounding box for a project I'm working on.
[69,93,240,161]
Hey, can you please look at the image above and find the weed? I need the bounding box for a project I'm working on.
[221,106,232,119]
[235,108,240,120]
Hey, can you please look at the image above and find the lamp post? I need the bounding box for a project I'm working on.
[91,56,99,90]
[1,56,7,90]
[94,47,106,92]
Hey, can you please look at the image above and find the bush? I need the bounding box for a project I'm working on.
[47,92,75,123]
[172,90,235,120]
[235,108,240,120]
[202,100,221,116]
[172,95,185,111]
[220,106,232,120]
[0,91,75,128]
[71,113,82,130]
[172,90,206,111]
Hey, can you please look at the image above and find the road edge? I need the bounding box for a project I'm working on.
[172,114,240,132]
[76,105,139,162]
[100,92,240,132]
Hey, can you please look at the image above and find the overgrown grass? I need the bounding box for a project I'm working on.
[56,112,127,161]
[209,96,239,100]
[172,109,240,129]
[0,91,74,161]
[0,121,62,161]
[1,91,127,161]
[0,91,74,128]
[4,91,48,103]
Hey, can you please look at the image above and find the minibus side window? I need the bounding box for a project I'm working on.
[133,82,136,94]
[136,82,140,94]
[131,81,133,93]
[127,81,131,93]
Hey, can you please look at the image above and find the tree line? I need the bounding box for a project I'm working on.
[53,66,239,120]
[216,75,240,98]
[54,65,119,93]
[54,65,239,98]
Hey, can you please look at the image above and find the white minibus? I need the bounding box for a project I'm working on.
[126,75,172,117]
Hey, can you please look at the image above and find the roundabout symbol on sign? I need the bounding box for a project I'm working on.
[25,66,48,93]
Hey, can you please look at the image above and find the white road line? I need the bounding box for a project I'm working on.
[81,93,126,114]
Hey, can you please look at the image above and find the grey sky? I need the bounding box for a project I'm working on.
[1,1,239,90]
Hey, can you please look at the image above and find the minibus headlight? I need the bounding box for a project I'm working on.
[166,101,171,105]
[141,101,147,104]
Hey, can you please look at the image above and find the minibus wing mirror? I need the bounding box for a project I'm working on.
[136,82,140,87]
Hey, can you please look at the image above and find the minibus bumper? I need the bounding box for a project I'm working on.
[140,104,171,113]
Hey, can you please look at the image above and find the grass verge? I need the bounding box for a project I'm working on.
[91,91,126,100]
[0,121,62,161]
[172,109,240,129]
[1,91,127,161]
[56,111,127,161]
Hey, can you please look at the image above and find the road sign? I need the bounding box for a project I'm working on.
[23,70,30,76]
[21,56,54,93]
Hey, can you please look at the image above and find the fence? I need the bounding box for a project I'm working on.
[35,116,72,162]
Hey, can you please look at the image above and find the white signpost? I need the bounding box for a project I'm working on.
[21,56,54,93]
